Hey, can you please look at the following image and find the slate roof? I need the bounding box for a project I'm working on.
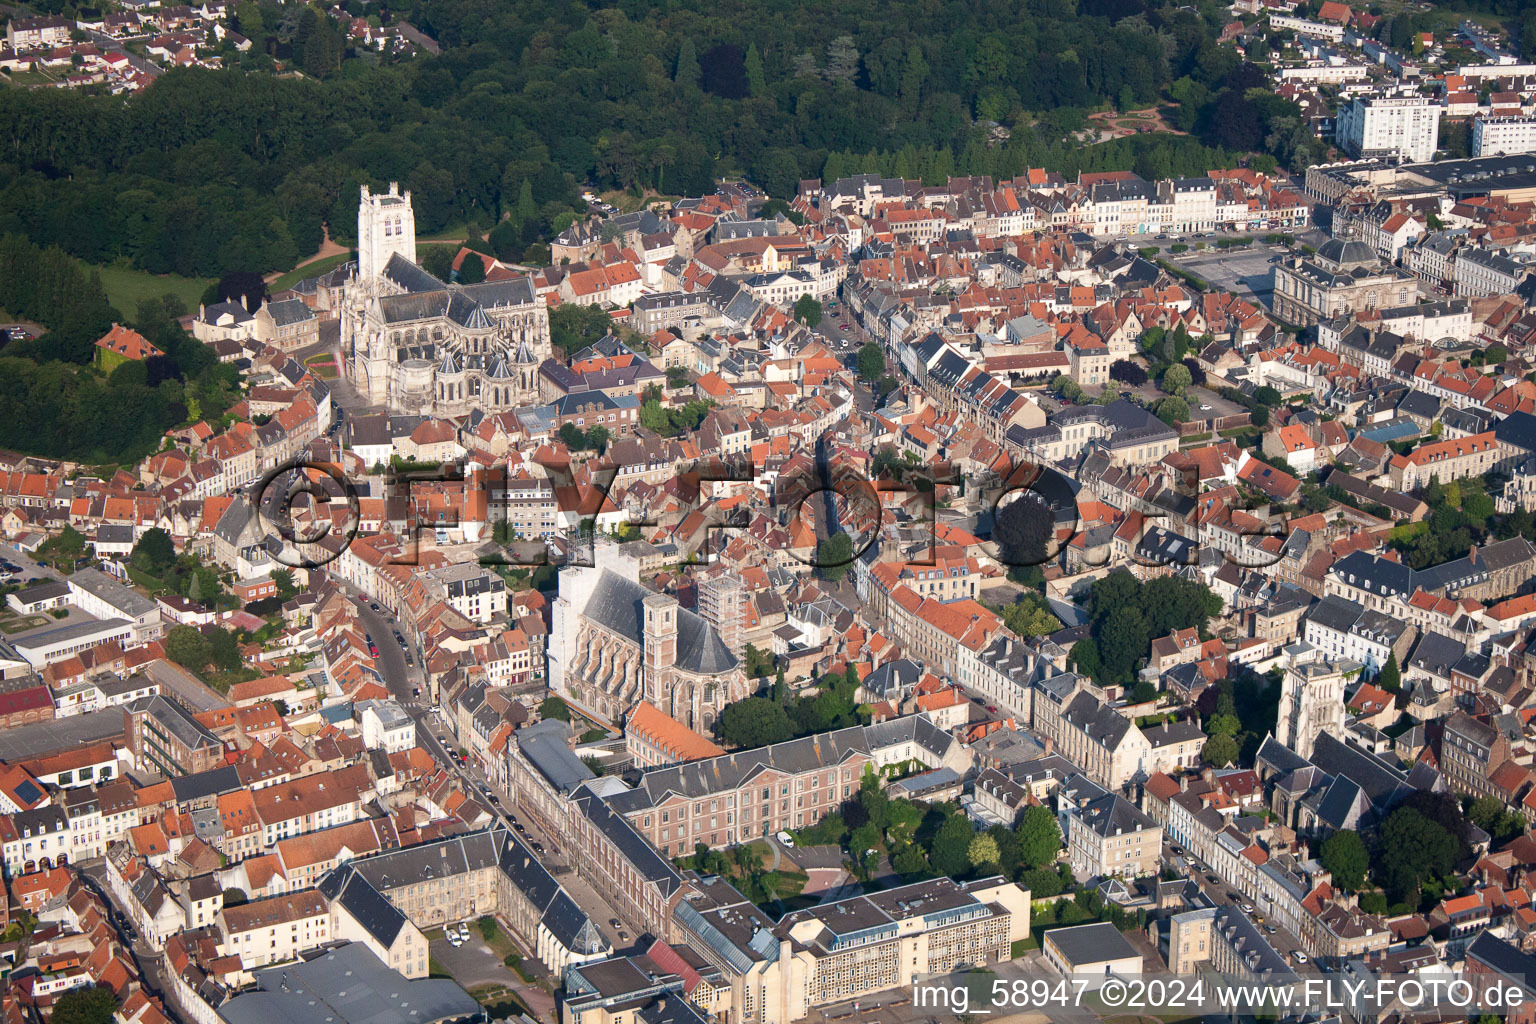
[573,789,683,897]
[219,942,478,1024]
[318,863,407,947]
[382,253,445,293]
[582,571,738,676]
[1307,732,1408,808]
[264,298,315,327]
[1077,792,1157,838]
[170,765,243,805]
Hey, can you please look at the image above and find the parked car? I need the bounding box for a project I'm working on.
[1292,951,1308,964]
[447,933,462,947]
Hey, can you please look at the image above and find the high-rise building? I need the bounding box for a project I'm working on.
[1336,95,1442,163]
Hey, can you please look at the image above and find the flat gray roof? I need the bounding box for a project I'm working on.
[1044,921,1142,968]
[0,710,124,761]
[217,942,479,1024]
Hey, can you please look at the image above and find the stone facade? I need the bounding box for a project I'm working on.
[343,183,552,415]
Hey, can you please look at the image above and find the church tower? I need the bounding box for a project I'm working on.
[642,593,679,702]
[1275,659,1349,760]
[357,183,417,283]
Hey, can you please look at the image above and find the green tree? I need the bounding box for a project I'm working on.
[1463,492,1494,531]
[856,342,885,380]
[1376,806,1459,900]
[1161,363,1192,396]
[130,527,175,574]
[675,37,701,89]
[931,813,974,876]
[894,842,932,880]
[1201,733,1238,767]
[1206,713,1240,738]
[39,525,86,569]
[586,424,611,455]
[221,887,249,906]
[1014,805,1061,869]
[744,42,767,96]
[51,986,118,1024]
[1050,375,1083,403]
[1320,830,1368,891]
[1156,396,1189,425]
[993,495,1053,568]
[457,253,486,283]
[968,833,1000,869]
[539,696,571,722]
[1377,653,1400,693]
[816,532,855,582]
[421,245,455,281]
[719,697,794,747]
[271,568,297,600]
[794,294,823,326]
[164,624,211,672]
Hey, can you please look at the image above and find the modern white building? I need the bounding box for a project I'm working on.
[1472,114,1536,157]
[66,568,163,643]
[358,699,416,754]
[1336,95,1442,163]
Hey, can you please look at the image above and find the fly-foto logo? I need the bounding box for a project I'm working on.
[250,452,1289,574]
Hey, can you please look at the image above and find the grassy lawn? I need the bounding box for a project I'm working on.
[97,263,212,317]
[303,353,340,379]
[268,251,354,293]
[1,70,57,87]
[470,985,532,1018]
[1010,937,1039,958]
[0,614,48,635]
[126,567,166,594]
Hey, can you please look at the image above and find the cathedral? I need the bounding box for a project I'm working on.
[549,544,751,733]
[342,184,552,415]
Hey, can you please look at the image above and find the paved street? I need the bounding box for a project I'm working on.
[1169,245,1285,307]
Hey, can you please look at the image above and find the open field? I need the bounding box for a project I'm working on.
[97,263,212,316]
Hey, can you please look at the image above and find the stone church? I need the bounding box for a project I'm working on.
[342,183,552,414]
[548,544,750,733]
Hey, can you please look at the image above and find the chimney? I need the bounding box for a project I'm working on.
[1042,737,1054,755]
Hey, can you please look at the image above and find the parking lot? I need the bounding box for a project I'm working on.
[1171,245,1282,308]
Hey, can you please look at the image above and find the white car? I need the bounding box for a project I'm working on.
[447,933,462,947]
[1293,951,1308,964]
[458,923,471,940]
[775,831,795,848]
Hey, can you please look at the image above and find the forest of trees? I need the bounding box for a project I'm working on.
[0,0,1327,285]
[0,235,242,464]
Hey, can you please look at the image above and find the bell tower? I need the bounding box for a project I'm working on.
[643,593,678,700]
[357,182,417,283]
